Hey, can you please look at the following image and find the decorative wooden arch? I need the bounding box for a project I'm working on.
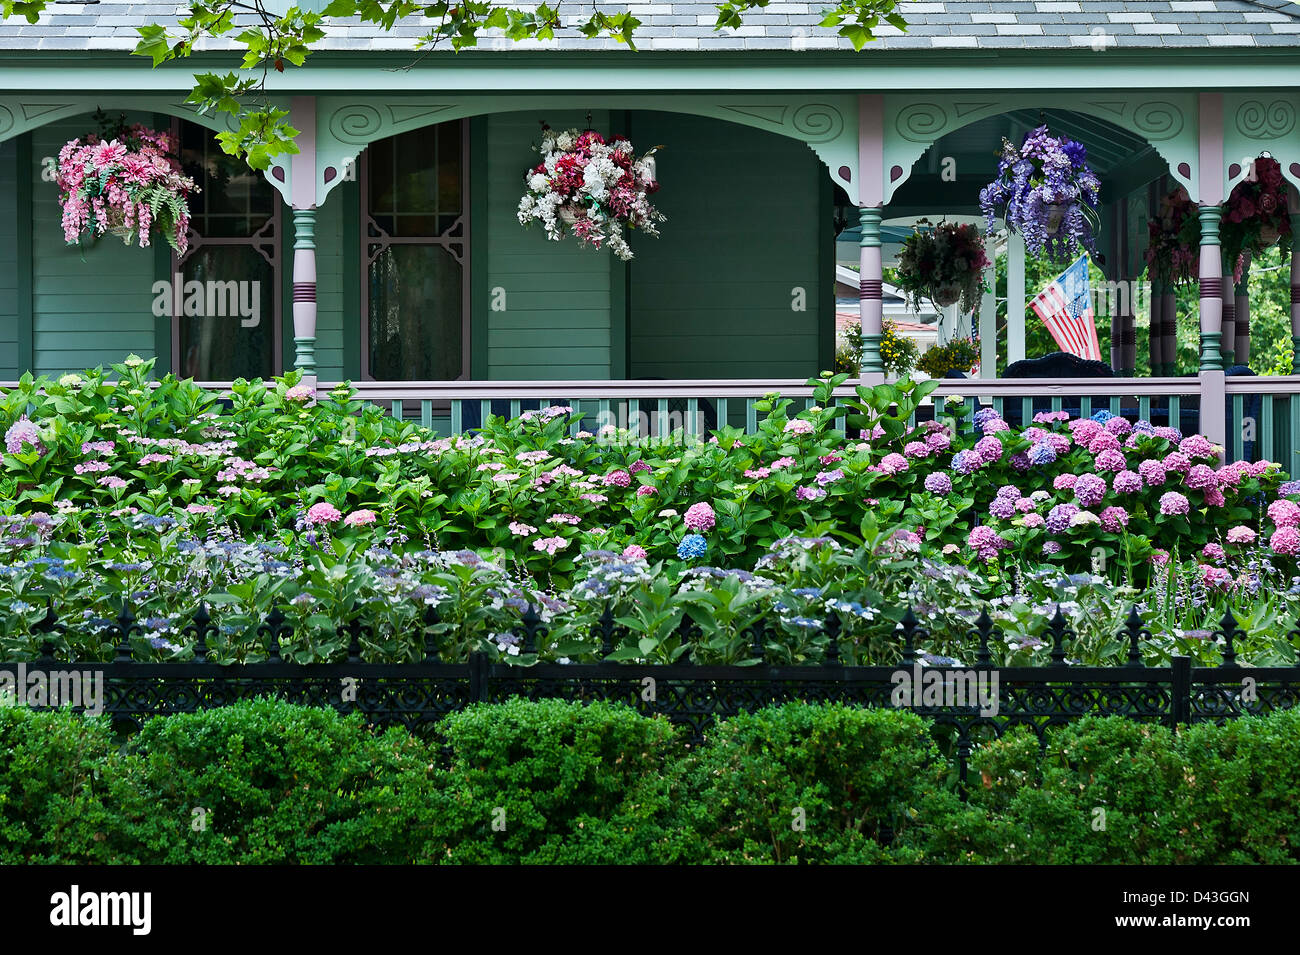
[311,93,860,207]
[0,95,295,204]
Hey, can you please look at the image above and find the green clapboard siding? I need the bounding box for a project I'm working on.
[628,111,823,380]
[31,115,158,376]
[485,111,612,380]
[0,138,18,379]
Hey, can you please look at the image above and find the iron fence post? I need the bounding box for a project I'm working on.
[469,651,489,703]
[1170,655,1192,725]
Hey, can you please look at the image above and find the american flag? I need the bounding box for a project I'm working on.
[1030,255,1101,361]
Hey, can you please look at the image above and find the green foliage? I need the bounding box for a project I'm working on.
[680,702,959,863]
[2,700,1300,864]
[0,706,124,863]
[116,697,434,864]
[422,698,687,864]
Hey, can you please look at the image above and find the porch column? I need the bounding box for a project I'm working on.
[1154,281,1164,374]
[1007,232,1026,364]
[289,95,318,383]
[1197,205,1224,372]
[1292,204,1300,373]
[859,206,884,381]
[1220,257,1236,368]
[978,253,996,378]
[292,209,318,378]
[1234,255,1250,364]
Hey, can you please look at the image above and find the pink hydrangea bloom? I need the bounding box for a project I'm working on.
[509,521,537,536]
[1178,435,1216,460]
[341,509,375,527]
[1138,459,1167,487]
[622,544,647,560]
[879,453,909,475]
[1022,513,1046,529]
[1151,549,1170,567]
[1158,492,1190,516]
[1069,419,1104,447]
[925,432,951,451]
[306,502,342,525]
[1094,449,1127,472]
[603,469,632,488]
[1163,452,1192,475]
[1112,470,1142,494]
[771,457,795,470]
[1268,499,1300,528]
[683,502,716,532]
[904,441,930,458]
[636,485,657,497]
[1054,474,1079,491]
[1201,564,1234,590]
[1088,432,1121,454]
[533,536,570,555]
[1203,486,1226,508]
[982,418,1010,434]
[784,419,814,435]
[4,416,43,456]
[796,486,826,502]
[967,525,1010,561]
[284,384,314,402]
[1201,542,1226,563]
[1100,506,1129,532]
[974,436,1003,463]
[1184,464,1218,491]
[1104,416,1132,436]
[1225,526,1256,545]
[1270,527,1300,556]
[744,467,771,480]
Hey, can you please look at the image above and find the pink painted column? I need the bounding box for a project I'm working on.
[858,94,885,385]
[290,95,318,383]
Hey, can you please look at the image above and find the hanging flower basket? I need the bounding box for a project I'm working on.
[1144,186,1200,287]
[517,125,665,261]
[1221,156,1293,283]
[930,282,963,308]
[55,109,198,255]
[896,219,991,316]
[979,124,1101,262]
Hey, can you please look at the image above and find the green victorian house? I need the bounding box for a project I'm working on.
[2,0,1300,460]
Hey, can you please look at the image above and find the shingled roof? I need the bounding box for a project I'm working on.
[2,0,1299,52]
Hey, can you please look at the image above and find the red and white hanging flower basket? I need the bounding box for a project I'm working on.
[517,126,665,261]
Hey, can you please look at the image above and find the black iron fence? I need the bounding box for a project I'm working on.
[4,602,1300,782]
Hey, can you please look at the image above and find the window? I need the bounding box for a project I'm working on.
[172,120,281,380]
[362,121,469,381]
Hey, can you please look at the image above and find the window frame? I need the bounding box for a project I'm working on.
[168,118,283,379]
[359,119,471,383]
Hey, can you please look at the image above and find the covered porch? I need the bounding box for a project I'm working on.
[2,60,1300,462]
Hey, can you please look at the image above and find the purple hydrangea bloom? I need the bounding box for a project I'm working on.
[952,450,982,475]
[924,472,952,495]
[1112,470,1142,494]
[1072,473,1107,508]
[1046,503,1080,534]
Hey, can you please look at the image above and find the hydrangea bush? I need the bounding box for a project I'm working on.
[3,358,1300,666]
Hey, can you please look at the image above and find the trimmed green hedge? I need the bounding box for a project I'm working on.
[1,699,1297,864]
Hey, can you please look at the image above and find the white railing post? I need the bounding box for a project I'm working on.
[1007,232,1026,365]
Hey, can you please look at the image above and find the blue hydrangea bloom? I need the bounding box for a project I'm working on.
[1028,441,1057,465]
[973,407,1000,429]
[677,534,708,560]
[1090,409,1115,423]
